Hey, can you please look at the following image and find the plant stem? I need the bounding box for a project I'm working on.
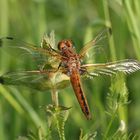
[103,108,118,140]
[102,0,116,61]
[51,88,59,106]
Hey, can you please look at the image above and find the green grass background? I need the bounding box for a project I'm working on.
[0,0,140,139]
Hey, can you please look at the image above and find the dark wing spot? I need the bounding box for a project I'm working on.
[0,77,4,84]
[0,37,14,47]
[6,37,14,40]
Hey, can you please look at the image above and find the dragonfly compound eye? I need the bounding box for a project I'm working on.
[58,39,74,50]
[58,42,66,51]
[58,41,63,50]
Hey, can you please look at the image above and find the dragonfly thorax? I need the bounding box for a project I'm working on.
[61,56,81,76]
[58,40,81,75]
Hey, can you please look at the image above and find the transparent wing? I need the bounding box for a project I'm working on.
[79,28,111,60]
[81,59,140,77]
[0,70,70,91]
[0,36,62,69]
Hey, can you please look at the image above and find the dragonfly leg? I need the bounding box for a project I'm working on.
[79,67,87,75]
[57,62,62,70]
[39,62,48,71]
[42,62,62,73]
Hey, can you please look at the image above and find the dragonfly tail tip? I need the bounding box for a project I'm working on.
[87,114,92,120]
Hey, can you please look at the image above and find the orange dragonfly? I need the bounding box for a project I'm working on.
[0,29,140,120]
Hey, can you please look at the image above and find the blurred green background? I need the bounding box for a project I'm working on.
[0,0,140,140]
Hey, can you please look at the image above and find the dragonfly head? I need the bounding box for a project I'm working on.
[58,40,74,51]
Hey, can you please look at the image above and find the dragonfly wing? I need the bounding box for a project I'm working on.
[0,37,61,69]
[0,70,70,91]
[79,28,111,59]
[81,59,140,77]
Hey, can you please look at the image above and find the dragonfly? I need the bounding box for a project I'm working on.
[0,29,140,120]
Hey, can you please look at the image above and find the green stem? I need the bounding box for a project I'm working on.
[123,0,140,60]
[51,88,59,106]
[102,0,116,61]
[103,108,118,140]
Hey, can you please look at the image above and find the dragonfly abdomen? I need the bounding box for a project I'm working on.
[70,68,91,120]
